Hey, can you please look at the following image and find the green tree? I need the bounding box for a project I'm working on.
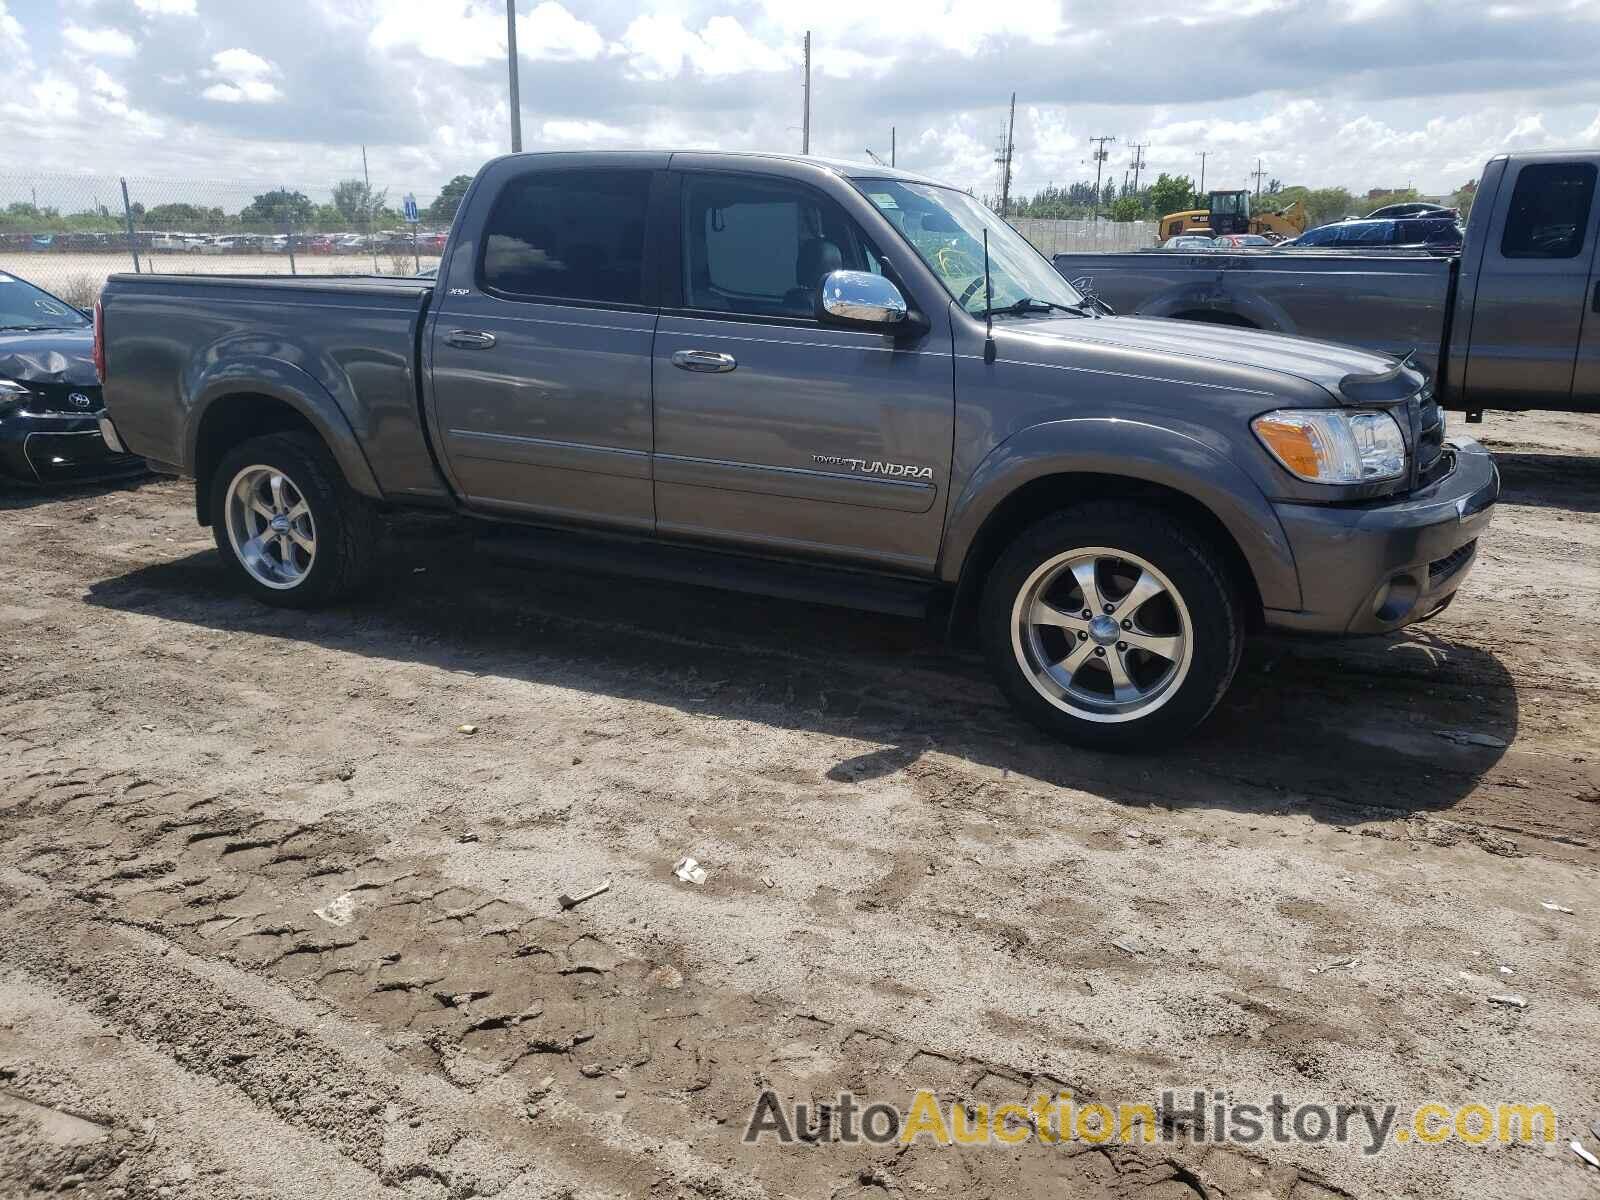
[1300,187,1358,227]
[425,174,473,224]
[143,202,224,229]
[239,189,315,228]
[1450,180,1477,218]
[1109,196,1143,222]
[331,179,388,226]
[1145,173,1197,219]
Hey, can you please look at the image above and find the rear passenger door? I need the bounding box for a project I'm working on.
[1464,159,1597,410]
[649,170,954,575]
[428,162,663,531]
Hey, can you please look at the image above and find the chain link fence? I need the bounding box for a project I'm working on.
[1011,217,1157,256]
[0,173,454,308]
[2,172,1159,309]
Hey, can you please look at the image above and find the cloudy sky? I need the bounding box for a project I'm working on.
[4,0,1600,207]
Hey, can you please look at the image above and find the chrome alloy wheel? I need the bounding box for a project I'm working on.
[223,464,317,590]
[1010,546,1194,724]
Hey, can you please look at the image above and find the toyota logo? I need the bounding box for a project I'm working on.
[68,392,92,409]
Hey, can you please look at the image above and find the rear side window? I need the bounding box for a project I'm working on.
[480,170,651,305]
[1501,162,1596,259]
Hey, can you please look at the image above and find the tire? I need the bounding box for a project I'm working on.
[209,431,378,608]
[979,502,1243,750]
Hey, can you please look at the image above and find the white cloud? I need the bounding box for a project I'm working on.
[618,14,791,81]
[202,47,282,103]
[371,0,601,67]
[134,0,198,13]
[0,0,26,63]
[62,24,137,57]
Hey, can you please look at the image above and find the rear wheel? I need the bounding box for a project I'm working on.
[210,432,377,608]
[980,503,1242,749]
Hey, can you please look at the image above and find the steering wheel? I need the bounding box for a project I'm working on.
[957,276,986,308]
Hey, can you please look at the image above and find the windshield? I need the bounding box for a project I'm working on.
[856,180,1084,315]
[0,272,88,331]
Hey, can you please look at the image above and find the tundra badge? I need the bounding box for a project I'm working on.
[813,454,933,480]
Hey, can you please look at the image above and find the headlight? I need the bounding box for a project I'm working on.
[0,379,30,409]
[1252,409,1407,483]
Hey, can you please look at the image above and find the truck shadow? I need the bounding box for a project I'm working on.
[1490,451,1600,513]
[84,516,1518,826]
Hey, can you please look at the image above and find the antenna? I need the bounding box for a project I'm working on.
[981,228,996,365]
[865,148,887,166]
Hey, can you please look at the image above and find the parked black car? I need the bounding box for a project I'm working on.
[1282,216,1463,253]
[0,271,144,485]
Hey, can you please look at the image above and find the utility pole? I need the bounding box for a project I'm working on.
[1088,135,1116,215]
[801,31,811,155]
[1197,150,1208,196]
[1130,142,1147,193]
[1000,93,1016,216]
[1251,158,1266,198]
[506,0,522,152]
[890,126,895,168]
[361,144,378,272]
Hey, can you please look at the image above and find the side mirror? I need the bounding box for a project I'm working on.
[817,270,908,329]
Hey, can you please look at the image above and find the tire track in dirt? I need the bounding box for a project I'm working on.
[0,761,1356,1200]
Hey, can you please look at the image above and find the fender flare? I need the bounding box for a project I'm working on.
[183,354,383,501]
[1134,280,1297,334]
[939,418,1302,612]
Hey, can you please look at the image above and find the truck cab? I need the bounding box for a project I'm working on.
[1449,151,1600,414]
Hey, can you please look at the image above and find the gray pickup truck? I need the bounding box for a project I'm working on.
[97,151,1498,748]
[1055,151,1600,420]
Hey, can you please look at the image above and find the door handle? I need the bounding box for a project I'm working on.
[671,349,737,373]
[446,329,497,349]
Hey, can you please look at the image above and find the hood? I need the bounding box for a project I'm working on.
[0,327,97,388]
[996,315,1422,404]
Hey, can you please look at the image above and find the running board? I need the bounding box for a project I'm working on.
[474,524,936,619]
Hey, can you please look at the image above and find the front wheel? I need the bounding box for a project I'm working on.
[980,503,1243,749]
[210,432,378,608]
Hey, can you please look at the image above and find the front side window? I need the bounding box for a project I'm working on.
[1501,162,1596,260]
[859,181,1084,315]
[480,170,651,305]
[681,175,873,318]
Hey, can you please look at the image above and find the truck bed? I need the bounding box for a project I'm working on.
[1052,249,1455,379]
[99,272,443,503]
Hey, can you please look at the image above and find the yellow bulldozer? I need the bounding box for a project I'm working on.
[1157,190,1309,241]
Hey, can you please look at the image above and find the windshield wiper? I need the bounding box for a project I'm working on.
[0,324,77,332]
[973,297,1092,319]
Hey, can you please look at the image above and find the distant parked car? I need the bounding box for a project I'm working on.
[0,270,144,485]
[148,232,206,253]
[1158,235,1217,250]
[1212,234,1274,249]
[1281,216,1462,253]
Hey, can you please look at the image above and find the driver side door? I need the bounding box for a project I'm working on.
[650,170,955,574]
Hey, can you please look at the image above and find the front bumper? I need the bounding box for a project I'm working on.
[1264,437,1499,635]
[0,409,147,486]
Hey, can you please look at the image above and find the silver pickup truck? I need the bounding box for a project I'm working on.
[96,151,1498,748]
[1055,151,1600,420]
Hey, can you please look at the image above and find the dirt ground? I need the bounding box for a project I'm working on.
[1,409,1597,1200]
